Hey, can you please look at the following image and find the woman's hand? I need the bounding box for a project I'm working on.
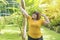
[20,6,29,18]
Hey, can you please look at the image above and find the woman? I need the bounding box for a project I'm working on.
[20,7,50,40]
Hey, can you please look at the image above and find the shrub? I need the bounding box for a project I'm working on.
[56,26,60,33]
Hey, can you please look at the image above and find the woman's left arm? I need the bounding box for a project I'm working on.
[41,14,50,24]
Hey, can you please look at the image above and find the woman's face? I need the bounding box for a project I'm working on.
[32,14,37,20]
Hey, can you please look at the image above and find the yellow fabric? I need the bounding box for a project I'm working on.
[27,16,44,39]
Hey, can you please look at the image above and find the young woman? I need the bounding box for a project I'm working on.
[20,7,50,40]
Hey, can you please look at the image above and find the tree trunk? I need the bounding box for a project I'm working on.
[21,0,27,40]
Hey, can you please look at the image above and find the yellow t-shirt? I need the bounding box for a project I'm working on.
[27,16,44,39]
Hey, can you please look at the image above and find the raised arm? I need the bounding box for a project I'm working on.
[20,6,29,18]
[41,14,50,24]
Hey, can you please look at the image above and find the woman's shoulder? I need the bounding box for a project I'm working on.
[38,19,44,23]
[27,16,32,19]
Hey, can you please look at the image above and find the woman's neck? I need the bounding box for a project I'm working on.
[32,18,37,21]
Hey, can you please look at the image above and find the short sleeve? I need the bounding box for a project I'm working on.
[39,19,44,25]
[41,20,44,24]
[27,16,32,20]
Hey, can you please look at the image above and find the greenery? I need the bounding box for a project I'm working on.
[0,27,60,40]
[0,0,60,40]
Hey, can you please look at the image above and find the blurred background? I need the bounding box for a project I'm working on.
[0,0,60,40]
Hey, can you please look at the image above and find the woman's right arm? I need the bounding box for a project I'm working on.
[20,6,29,18]
[41,14,50,24]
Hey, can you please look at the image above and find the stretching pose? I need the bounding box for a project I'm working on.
[20,7,50,40]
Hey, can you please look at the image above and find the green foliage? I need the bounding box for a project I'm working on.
[55,26,60,33]
[0,0,60,33]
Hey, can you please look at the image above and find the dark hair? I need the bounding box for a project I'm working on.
[32,11,41,20]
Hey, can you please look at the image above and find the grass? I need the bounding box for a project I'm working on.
[42,27,60,40]
[0,33,21,40]
[0,26,60,40]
